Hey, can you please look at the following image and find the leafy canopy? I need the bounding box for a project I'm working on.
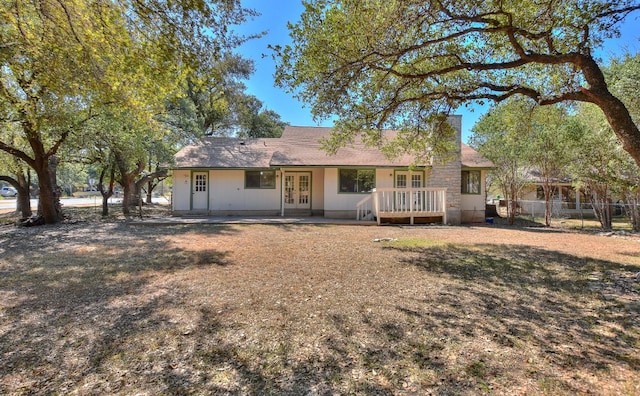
[275,0,640,162]
[0,0,258,223]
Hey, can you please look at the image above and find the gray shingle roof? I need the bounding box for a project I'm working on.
[174,126,492,169]
[461,144,494,169]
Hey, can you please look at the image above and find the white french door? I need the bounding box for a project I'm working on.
[395,171,423,210]
[284,172,311,210]
[192,172,208,210]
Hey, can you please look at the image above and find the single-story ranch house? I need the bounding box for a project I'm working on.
[172,115,492,225]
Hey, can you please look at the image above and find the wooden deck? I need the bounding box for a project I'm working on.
[357,188,448,225]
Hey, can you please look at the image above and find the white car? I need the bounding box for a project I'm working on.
[0,186,18,197]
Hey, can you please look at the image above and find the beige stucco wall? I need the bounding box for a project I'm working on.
[375,169,395,189]
[210,170,280,212]
[174,168,329,215]
[323,168,363,216]
[173,162,486,223]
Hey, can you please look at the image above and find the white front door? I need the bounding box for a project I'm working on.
[192,172,208,210]
[395,172,423,210]
[284,172,311,210]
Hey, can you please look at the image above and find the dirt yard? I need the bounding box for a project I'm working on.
[0,211,639,395]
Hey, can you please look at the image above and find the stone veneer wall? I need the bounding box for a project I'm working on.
[426,115,462,225]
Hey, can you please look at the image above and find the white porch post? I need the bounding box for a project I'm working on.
[373,189,381,226]
[442,189,448,225]
[280,168,285,217]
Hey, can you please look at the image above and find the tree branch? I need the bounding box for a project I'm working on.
[135,168,168,190]
[0,140,35,168]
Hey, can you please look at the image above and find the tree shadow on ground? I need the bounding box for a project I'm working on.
[376,243,640,393]
[0,223,237,394]
[1,225,638,395]
[137,243,639,395]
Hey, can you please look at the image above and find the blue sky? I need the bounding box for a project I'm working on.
[233,1,640,143]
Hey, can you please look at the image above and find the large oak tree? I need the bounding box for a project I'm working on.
[0,0,255,223]
[275,0,640,164]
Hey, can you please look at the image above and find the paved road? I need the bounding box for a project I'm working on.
[0,196,169,212]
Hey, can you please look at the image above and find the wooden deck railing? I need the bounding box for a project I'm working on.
[355,194,375,221]
[356,188,447,225]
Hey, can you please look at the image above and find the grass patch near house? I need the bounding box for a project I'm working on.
[551,217,634,231]
[381,237,446,249]
[0,221,638,394]
[492,214,636,232]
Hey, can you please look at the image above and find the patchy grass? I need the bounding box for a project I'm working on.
[492,214,635,232]
[381,237,446,249]
[0,220,638,395]
[552,217,635,232]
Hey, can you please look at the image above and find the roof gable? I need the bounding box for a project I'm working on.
[174,137,278,168]
[174,126,492,169]
[461,144,493,168]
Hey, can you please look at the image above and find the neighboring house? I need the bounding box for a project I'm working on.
[518,171,593,218]
[172,115,492,224]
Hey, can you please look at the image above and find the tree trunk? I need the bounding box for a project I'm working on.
[623,192,640,232]
[98,167,115,216]
[543,181,553,227]
[0,174,32,218]
[120,177,137,216]
[137,170,167,205]
[33,156,61,224]
[146,180,154,204]
[588,184,612,230]
[102,196,109,216]
[114,152,145,217]
[16,173,32,218]
[599,98,640,168]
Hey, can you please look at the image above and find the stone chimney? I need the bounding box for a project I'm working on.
[425,114,462,225]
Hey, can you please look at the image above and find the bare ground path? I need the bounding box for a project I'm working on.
[0,219,638,395]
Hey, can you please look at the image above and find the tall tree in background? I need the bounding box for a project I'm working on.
[565,54,640,230]
[275,0,640,164]
[162,53,287,140]
[85,109,170,217]
[470,99,534,224]
[0,0,255,223]
[171,54,256,138]
[604,54,640,230]
[523,104,575,226]
[566,104,624,230]
[235,96,288,138]
[0,123,33,218]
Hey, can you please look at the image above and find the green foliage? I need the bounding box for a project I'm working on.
[567,103,639,229]
[57,163,89,196]
[275,0,640,163]
[162,53,286,140]
[234,97,287,138]
[0,0,260,222]
[567,104,624,187]
[473,53,640,230]
[606,54,640,124]
[470,98,536,223]
[569,54,640,202]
